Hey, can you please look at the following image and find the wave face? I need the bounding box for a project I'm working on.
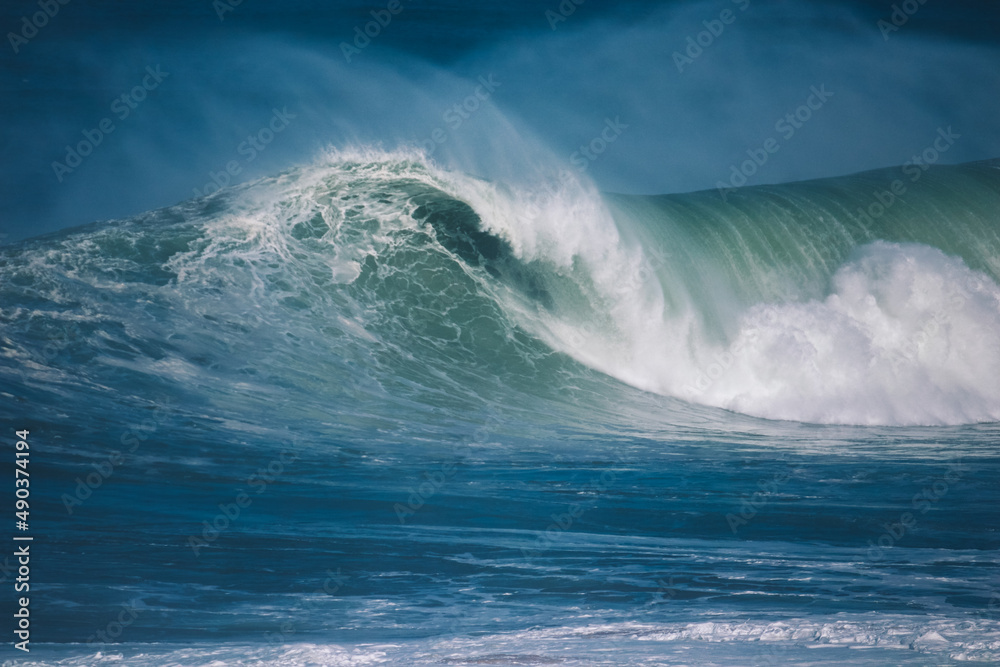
[589,161,1000,425]
[4,152,999,427]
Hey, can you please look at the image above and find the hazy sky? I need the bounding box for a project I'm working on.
[1,0,998,241]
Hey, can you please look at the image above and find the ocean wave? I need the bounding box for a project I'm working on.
[2,151,998,426]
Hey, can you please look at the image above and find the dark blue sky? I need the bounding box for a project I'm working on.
[2,0,999,242]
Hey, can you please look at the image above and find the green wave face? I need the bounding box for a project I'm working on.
[585,160,1000,424]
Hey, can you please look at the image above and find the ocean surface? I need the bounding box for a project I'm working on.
[2,152,1000,665]
[2,1,1000,665]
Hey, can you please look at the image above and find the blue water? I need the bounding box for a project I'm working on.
[3,2,1000,665]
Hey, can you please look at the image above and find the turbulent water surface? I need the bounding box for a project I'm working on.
[1,152,999,664]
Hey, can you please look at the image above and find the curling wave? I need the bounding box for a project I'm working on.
[2,150,998,427]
